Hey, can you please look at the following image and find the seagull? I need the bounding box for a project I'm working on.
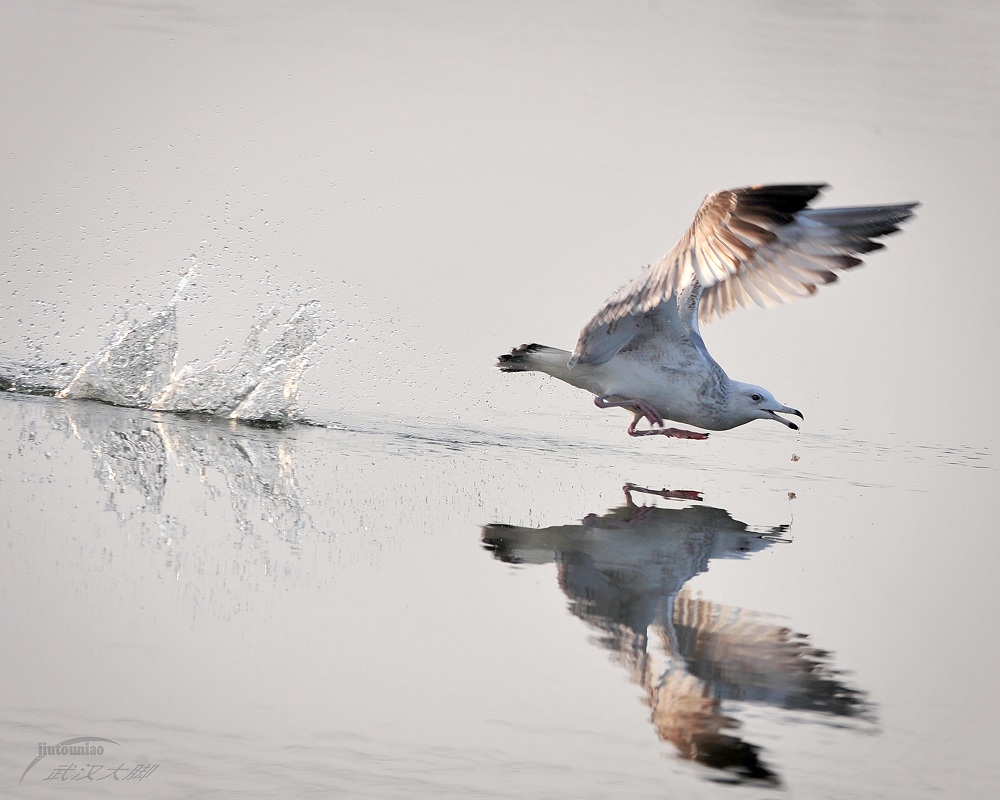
[498,184,918,440]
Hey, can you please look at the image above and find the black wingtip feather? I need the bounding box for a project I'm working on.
[498,343,544,371]
[736,184,829,225]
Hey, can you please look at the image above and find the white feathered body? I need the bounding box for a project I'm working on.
[500,340,738,430]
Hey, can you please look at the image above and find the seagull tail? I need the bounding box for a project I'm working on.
[497,343,573,377]
[482,523,558,565]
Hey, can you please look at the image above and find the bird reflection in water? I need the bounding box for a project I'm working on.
[482,484,872,785]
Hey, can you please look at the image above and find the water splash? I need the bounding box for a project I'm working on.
[1,268,323,426]
[57,306,181,408]
[142,301,321,424]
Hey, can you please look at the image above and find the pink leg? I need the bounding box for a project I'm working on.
[594,394,710,440]
[594,394,663,426]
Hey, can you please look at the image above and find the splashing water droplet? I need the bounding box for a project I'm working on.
[2,270,325,427]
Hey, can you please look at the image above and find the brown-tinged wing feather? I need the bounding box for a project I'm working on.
[570,184,917,366]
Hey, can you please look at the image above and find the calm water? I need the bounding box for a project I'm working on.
[2,1,998,797]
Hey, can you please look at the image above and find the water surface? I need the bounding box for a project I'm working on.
[1,1,998,797]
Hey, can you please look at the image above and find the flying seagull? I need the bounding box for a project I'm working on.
[498,184,917,440]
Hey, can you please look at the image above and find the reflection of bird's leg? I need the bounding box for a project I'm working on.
[624,483,703,504]
[594,395,710,440]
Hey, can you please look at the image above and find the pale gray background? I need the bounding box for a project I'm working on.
[1,1,997,797]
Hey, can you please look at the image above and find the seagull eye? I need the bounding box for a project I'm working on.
[751,393,762,402]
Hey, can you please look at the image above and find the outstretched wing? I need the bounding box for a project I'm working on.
[570,184,918,367]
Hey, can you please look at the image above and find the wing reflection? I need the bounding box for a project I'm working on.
[482,485,872,785]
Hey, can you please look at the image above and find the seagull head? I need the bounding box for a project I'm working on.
[729,382,804,431]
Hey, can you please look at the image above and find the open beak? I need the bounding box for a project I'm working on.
[766,405,804,430]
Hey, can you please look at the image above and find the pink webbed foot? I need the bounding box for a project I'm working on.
[628,424,710,440]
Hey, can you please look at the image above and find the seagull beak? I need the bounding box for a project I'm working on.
[766,405,804,430]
